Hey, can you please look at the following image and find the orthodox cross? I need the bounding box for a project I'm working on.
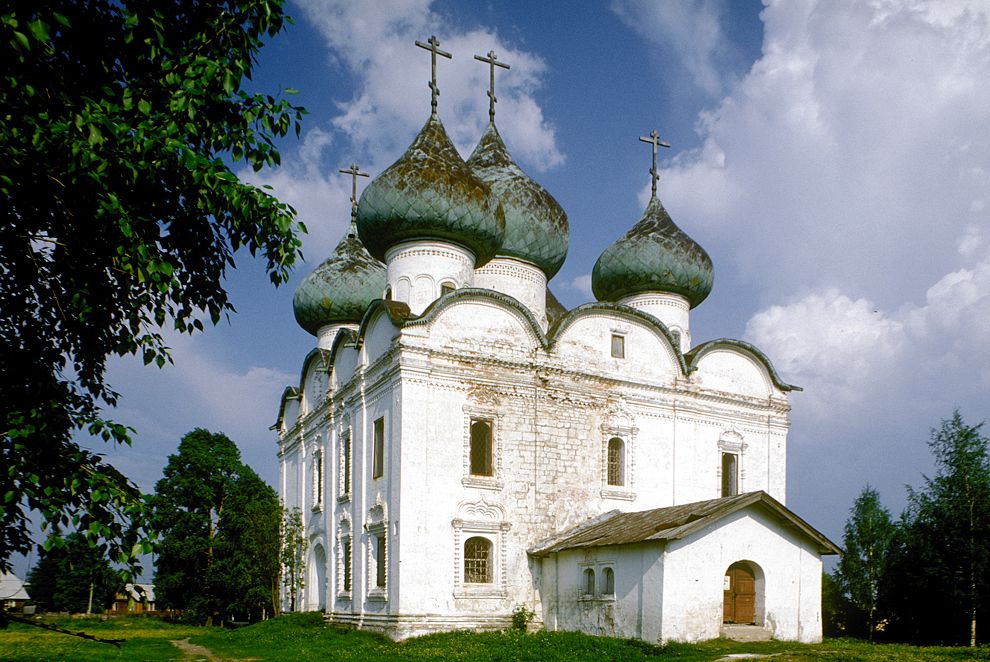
[639,129,671,199]
[415,35,452,114]
[338,163,368,221]
[474,50,510,123]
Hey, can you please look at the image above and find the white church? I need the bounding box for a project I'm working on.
[275,38,839,644]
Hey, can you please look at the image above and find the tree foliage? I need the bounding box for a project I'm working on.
[151,429,279,624]
[26,533,121,613]
[281,507,306,613]
[833,485,894,639]
[0,0,305,575]
[879,411,990,645]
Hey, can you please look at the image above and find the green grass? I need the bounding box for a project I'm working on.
[3,612,990,661]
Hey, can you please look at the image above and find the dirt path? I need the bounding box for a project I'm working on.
[170,638,225,661]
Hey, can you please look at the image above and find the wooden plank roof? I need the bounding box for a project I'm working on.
[529,491,840,556]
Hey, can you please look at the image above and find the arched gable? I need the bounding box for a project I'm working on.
[298,349,329,415]
[548,303,687,382]
[687,339,799,398]
[403,288,546,354]
[273,386,300,432]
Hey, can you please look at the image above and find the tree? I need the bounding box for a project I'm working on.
[0,0,305,579]
[280,507,306,613]
[881,411,990,645]
[151,429,280,624]
[833,485,894,639]
[214,468,281,621]
[26,533,121,613]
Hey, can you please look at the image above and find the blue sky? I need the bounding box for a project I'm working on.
[17,0,990,574]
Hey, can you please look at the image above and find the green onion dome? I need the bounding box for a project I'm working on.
[292,223,386,335]
[466,123,568,278]
[592,195,713,308]
[356,115,505,266]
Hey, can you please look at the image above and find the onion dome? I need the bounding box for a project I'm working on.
[592,195,713,308]
[356,115,505,266]
[467,123,568,278]
[292,222,386,335]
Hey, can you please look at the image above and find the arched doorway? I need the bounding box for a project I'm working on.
[723,561,761,624]
[309,545,327,611]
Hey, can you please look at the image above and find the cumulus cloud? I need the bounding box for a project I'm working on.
[659,0,990,311]
[611,0,737,97]
[94,331,294,491]
[297,0,564,172]
[238,127,353,262]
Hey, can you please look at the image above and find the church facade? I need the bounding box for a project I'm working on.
[275,39,838,643]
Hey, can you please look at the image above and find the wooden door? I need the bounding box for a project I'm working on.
[723,563,756,624]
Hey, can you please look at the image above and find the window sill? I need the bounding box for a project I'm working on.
[462,476,502,491]
[366,589,387,602]
[600,488,635,501]
[335,592,352,602]
[579,594,616,603]
[337,493,351,504]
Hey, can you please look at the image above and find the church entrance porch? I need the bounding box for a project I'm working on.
[723,561,759,625]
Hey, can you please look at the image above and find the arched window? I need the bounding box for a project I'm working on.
[607,437,624,486]
[583,568,596,596]
[470,419,493,476]
[602,567,615,595]
[312,448,324,508]
[440,281,456,296]
[384,286,393,301]
[464,537,492,583]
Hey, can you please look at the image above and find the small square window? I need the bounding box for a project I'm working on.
[611,334,625,358]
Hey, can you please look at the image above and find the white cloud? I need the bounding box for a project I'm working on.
[565,274,594,299]
[746,227,990,431]
[96,330,295,491]
[659,0,990,310]
[611,0,735,97]
[297,0,564,172]
[238,127,353,265]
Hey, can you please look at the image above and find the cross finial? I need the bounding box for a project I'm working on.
[474,50,510,123]
[639,129,671,199]
[338,163,369,224]
[415,35,453,114]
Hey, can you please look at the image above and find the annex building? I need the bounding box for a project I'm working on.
[275,38,839,643]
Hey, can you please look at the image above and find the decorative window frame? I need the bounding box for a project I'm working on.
[364,501,388,601]
[311,445,324,512]
[717,430,747,497]
[600,421,637,501]
[336,517,352,600]
[452,499,510,599]
[461,405,504,490]
[337,419,352,502]
[578,556,617,602]
[372,415,386,480]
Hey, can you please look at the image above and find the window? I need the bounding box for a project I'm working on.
[610,333,625,358]
[470,419,493,476]
[607,437,624,486]
[372,417,384,479]
[384,286,392,301]
[463,537,492,583]
[602,567,615,595]
[440,281,456,296]
[339,534,352,595]
[583,568,596,596]
[375,534,387,588]
[339,428,352,499]
[721,452,738,497]
[312,448,324,509]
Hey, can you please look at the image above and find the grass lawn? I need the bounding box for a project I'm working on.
[3,612,990,661]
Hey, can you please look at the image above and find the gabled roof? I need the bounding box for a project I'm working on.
[0,572,30,601]
[529,491,840,556]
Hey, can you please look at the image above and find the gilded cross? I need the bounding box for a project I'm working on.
[338,163,368,221]
[415,35,452,114]
[474,50,510,123]
[639,130,671,199]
